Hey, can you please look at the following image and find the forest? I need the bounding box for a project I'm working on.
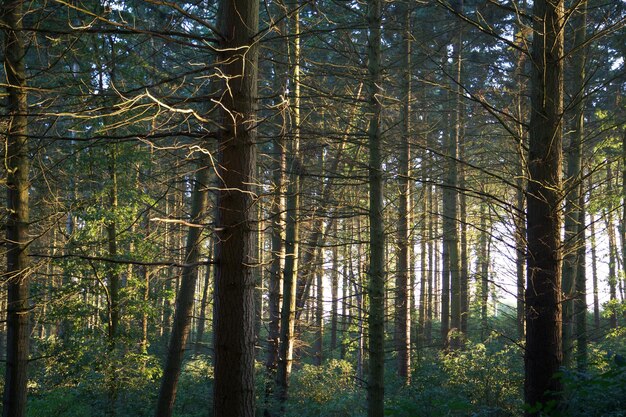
[1,0,625,416]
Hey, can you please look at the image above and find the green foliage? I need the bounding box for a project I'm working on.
[285,359,364,417]
[440,337,523,414]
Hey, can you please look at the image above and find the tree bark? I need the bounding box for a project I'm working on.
[525,0,564,414]
[367,0,385,414]
[212,0,259,414]
[194,252,212,356]
[277,0,301,404]
[395,0,411,383]
[155,166,210,417]
[2,0,30,414]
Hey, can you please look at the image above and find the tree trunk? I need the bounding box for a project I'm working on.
[106,149,120,417]
[212,0,259,414]
[367,0,385,414]
[605,205,618,329]
[479,201,489,340]
[589,183,600,331]
[194,245,213,356]
[525,0,564,413]
[330,223,339,352]
[2,0,30,414]
[155,166,210,417]
[395,0,411,384]
[276,0,301,403]
[314,258,323,365]
[571,0,588,371]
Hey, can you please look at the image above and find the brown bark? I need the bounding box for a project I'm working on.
[525,0,564,414]
[367,0,385,414]
[2,0,30,414]
[212,0,259,414]
[155,166,210,417]
[395,0,411,383]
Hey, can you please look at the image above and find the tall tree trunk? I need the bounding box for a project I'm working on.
[479,201,489,340]
[571,0,588,371]
[106,149,120,417]
[340,242,349,360]
[194,251,212,356]
[212,0,259,414]
[2,0,30,414]
[155,165,210,417]
[575,187,587,370]
[264,74,286,415]
[367,0,385,414]
[314,257,323,366]
[330,223,339,352]
[425,183,434,344]
[525,0,564,413]
[589,179,600,331]
[277,0,301,403]
[605,205,618,329]
[395,0,411,384]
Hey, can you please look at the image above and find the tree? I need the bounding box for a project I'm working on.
[525,0,564,414]
[367,0,384,415]
[395,0,411,383]
[2,0,30,415]
[212,0,259,414]
[155,163,209,417]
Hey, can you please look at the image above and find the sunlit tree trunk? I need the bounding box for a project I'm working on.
[277,0,301,404]
[2,1,30,414]
[570,0,588,371]
[330,222,339,352]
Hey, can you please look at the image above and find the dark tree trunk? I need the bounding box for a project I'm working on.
[367,0,385,414]
[212,0,259,414]
[395,0,411,383]
[2,1,30,414]
[525,0,564,414]
[155,166,209,417]
[277,1,301,403]
[194,245,213,356]
[330,226,339,352]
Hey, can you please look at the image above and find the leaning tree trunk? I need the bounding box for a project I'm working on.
[525,0,564,414]
[2,0,30,415]
[155,165,209,417]
[212,0,259,414]
[367,0,385,415]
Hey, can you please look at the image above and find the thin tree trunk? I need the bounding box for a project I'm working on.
[314,257,323,365]
[367,0,385,413]
[212,0,259,414]
[155,166,210,417]
[525,0,564,413]
[2,0,30,413]
[479,201,489,340]
[340,242,349,360]
[264,73,286,415]
[571,0,588,371]
[106,149,120,417]
[589,190,600,331]
[330,223,339,352]
[194,246,213,356]
[395,0,411,383]
[605,205,618,329]
[277,0,301,403]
